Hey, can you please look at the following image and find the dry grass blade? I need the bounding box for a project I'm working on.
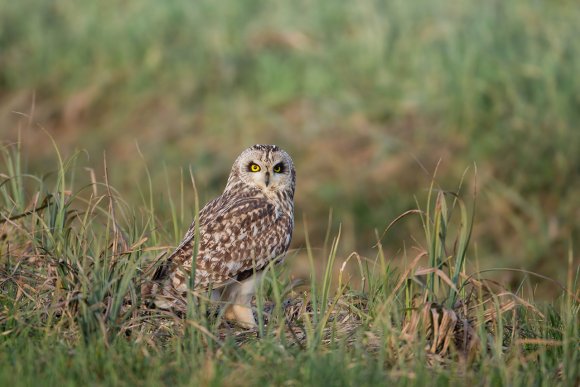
[414,267,459,295]
[0,194,53,224]
[103,153,129,253]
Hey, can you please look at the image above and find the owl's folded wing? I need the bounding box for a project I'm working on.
[149,194,225,282]
[149,195,290,293]
[181,196,281,289]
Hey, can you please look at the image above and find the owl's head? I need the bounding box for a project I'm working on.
[227,144,296,196]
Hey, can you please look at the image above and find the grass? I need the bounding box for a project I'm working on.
[1,142,578,386]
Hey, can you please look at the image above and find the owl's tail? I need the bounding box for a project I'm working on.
[142,278,183,310]
[140,278,158,306]
[141,254,182,310]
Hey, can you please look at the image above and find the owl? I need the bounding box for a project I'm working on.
[143,144,296,328]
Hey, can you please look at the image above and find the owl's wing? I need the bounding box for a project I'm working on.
[176,196,284,289]
[152,195,290,292]
[150,195,223,282]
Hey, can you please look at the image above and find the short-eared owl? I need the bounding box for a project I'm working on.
[143,144,295,327]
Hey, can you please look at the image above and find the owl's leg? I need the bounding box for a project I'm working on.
[222,272,263,328]
[225,303,255,328]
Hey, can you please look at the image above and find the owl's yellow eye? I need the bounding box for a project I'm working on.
[273,163,284,173]
[249,163,261,172]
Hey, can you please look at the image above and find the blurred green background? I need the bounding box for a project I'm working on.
[1,0,579,296]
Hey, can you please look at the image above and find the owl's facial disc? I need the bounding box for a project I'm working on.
[246,159,289,191]
[227,145,295,196]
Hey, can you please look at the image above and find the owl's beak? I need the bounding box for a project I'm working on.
[264,171,270,187]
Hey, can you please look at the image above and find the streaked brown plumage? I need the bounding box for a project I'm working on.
[143,144,295,327]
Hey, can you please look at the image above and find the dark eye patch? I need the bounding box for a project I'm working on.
[248,162,261,172]
[273,162,285,173]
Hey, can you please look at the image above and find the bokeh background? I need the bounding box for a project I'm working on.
[1,0,579,297]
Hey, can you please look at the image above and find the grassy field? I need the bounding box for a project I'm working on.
[1,0,579,385]
[0,143,577,385]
